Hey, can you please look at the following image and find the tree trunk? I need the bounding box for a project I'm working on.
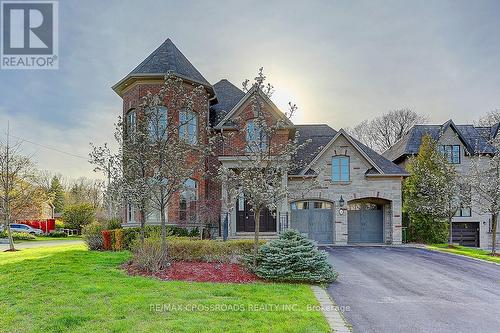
[448,216,453,246]
[491,213,498,255]
[253,207,261,267]
[140,208,146,247]
[160,204,167,261]
[6,221,15,251]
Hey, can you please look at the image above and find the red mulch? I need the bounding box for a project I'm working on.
[124,261,262,284]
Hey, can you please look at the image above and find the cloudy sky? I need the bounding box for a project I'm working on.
[1,0,499,179]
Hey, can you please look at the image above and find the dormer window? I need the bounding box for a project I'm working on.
[179,109,198,144]
[439,145,460,164]
[332,155,350,182]
[246,120,267,152]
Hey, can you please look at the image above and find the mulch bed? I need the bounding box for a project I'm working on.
[124,261,262,284]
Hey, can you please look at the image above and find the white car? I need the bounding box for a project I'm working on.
[8,223,43,235]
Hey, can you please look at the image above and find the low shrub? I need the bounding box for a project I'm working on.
[55,219,64,230]
[120,225,199,250]
[103,218,122,230]
[131,234,168,273]
[82,222,105,250]
[114,229,123,251]
[252,229,338,284]
[167,238,264,263]
[40,231,67,238]
[102,230,112,250]
[0,231,36,241]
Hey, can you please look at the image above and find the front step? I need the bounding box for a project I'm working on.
[231,232,279,240]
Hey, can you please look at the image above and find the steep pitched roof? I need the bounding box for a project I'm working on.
[129,39,210,85]
[210,79,245,126]
[293,124,337,174]
[292,125,407,176]
[382,120,498,162]
[112,39,212,95]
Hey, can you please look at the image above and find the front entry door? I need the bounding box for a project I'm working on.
[236,199,276,232]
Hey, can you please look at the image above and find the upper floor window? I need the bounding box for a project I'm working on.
[127,110,137,135]
[127,202,135,223]
[179,109,198,144]
[246,120,267,152]
[179,179,198,222]
[439,145,460,164]
[332,156,350,182]
[147,106,168,140]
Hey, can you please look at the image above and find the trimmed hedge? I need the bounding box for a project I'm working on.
[167,238,265,263]
[0,231,36,241]
[121,226,200,250]
[40,231,67,238]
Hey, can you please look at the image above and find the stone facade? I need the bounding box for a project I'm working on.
[288,132,404,245]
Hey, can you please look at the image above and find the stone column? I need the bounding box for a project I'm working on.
[335,204,348,245]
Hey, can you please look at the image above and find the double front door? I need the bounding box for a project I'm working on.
[236,198,276,232]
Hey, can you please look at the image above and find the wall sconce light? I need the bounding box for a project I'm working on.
[339,195,345,208]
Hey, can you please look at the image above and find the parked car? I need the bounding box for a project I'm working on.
[8,224,43,235]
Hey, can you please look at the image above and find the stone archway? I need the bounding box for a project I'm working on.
[347,197,390,244]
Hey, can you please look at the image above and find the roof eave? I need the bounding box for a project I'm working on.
[112,73,214,97]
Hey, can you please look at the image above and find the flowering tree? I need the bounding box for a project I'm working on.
[404,134,459,244]
[91,74,212,256]
[136,74,211,257]
[0,129,38,251]
[462,137,500,254]
[218,69,316,266]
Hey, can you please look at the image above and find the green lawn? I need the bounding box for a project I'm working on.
[19,236,82,243]
[0,245,329,333]
[428,244,500,264]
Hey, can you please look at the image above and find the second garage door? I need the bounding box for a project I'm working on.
[290,200,334,244]
[348,202,384,243]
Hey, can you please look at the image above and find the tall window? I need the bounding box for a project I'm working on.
[147,106,167,140]
[127,203,135,223]
[332,156,350,182]
[179,109,198,144]
[439,145,460,164]
[246,120,267,152]
[179,179,198,222]
[127,110,136,135]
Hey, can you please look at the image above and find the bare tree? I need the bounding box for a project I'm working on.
[218,68,318,266]
[349,108,428,153]
[462,137,500,254]
[475,109,500,127]
[0,126,38,251]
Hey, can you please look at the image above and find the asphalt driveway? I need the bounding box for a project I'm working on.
[326,247,500,333]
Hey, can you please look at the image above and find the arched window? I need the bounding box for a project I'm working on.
[179,109,198,144]
[126,109,137,135]
[332,155,350,182]
[179,179,198,222]
[246,120,267,152]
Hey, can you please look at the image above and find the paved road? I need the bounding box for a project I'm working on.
[326,247,500,333]
[0,239,83,251]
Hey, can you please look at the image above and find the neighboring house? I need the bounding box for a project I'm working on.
[383,120,500,248]
[112,38,407,245]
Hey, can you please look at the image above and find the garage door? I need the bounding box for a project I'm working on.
[452,222,479,247]
[348,202,383,243]
[290,201,334,244]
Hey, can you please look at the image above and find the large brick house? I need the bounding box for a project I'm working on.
[383,120,500,248]
[112,39,408,245]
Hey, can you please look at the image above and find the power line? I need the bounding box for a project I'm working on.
[6,133,89,160]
